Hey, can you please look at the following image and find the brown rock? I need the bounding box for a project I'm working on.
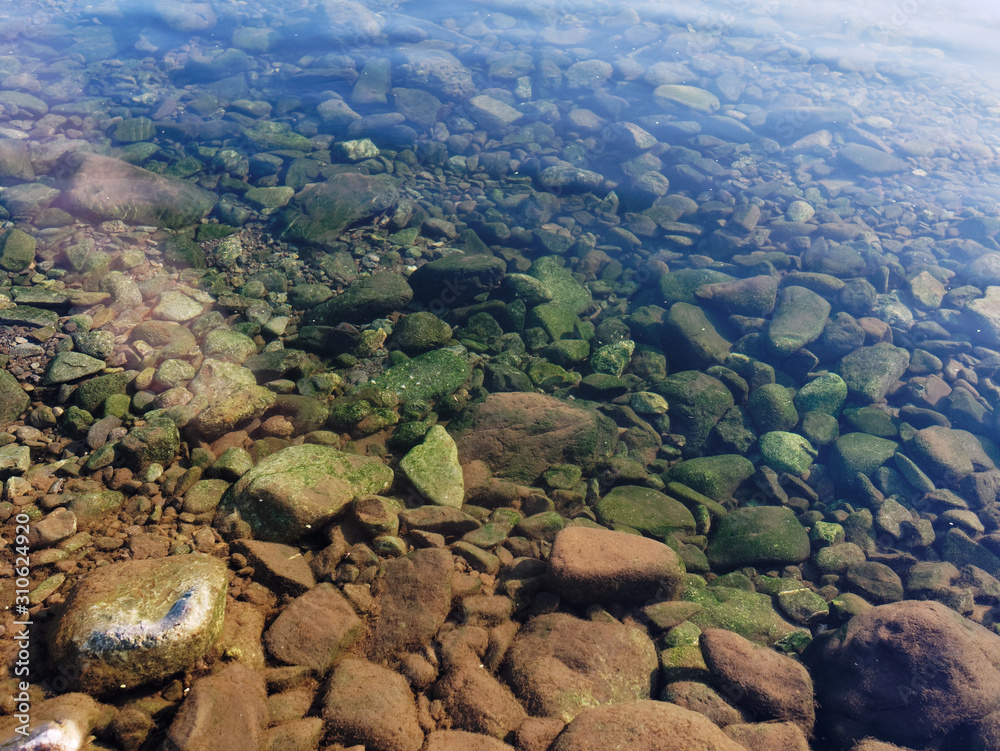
[433,663,527,738]
[322,657,424,751]
[264,583,364,673]
[61,152,217,229]
[907,425,995,483]
[370,547,453,662]
[231,539,316,595]
[701,628,815,736]
[261,717,324,751]
[550,700,748,751]
[513,717,565,751]
[547,525,684,603]
[503,612,658,723]
[661,680,746,727]
[215,599,266,669]
[423,730,517,751]
[163,663,268,751]
[809,600,1000,748]
[724,721,810,751]
[849,741,918,751]
[450,392,618,482]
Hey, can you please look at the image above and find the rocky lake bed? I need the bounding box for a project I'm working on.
[4,0,1000,750]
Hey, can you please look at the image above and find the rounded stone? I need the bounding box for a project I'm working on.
[49,554,228,694]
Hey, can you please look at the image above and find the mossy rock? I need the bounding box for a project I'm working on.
[216,443,393,543]
[370,348,470,403]
[594,485,696,540]
[706,506,811,571]
[666,454,754,502]
[684,576,805,646]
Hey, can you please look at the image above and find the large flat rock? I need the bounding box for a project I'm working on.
[61,151,216,229]
[450,392,618,482]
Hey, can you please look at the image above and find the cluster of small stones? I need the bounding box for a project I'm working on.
[4,0,1000,750]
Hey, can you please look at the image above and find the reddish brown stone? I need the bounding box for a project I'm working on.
[724,721,810,751]
[701,628,815,736]
[163,663,268,751]
[264,583,364,673]
[550,700,747,751]
[503,612,657,723]
[322,657,423,751]
[548,525,684,603]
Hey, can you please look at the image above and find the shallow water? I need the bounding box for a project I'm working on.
[6,1,1000,749]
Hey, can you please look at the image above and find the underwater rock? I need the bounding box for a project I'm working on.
[450,392,617,482]
[61,152,216,229]
[548,525,684,603]
[809,600,1000,748]
[215,443,393,542]
[503,612,657,723]
[49,554,228,694]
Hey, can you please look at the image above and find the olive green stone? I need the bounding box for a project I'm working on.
[114,117,156,142]
[43,352,106,384]
[830,433,899,487]
[666,454,754,502]
[183,479,231,514]
[0,370,30,429]
[371,348,470,403]
[684,577,805,646]
[594,485,696,540]
[217,443,394,543]
[0,227,36,272]
[399,425,464,508]
[758,431,817,476]
[49,554,228,694]
[794,373,848,415]
[0,304,58,328]
[706,506,810,571]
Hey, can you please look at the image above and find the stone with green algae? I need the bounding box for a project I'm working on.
[216,443,393,543]
[399,425,464,508]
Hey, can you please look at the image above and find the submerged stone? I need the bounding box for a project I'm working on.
[399,424,465,508]
[594,485,697,540]
[216,443,393,542]
[706,506,811,571]
[371,348,470,403]
[49,554,227,694]
[61,152,216,229]
[450,392,618,482]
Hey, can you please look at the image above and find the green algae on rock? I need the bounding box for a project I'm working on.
[370,348,471,403]
[49,553,228,694]
[706,506,811,571]
[594,485,697,540]
[399,424,465,508]
[450,391,618,482]
[61,152,217,229]
[215,443,393,543]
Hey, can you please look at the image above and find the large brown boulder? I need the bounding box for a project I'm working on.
[61,152,216,229]
[700,628,814,736]
[547,525,685,603]
[450,392,618,482]
[322,657,424,751]
[808,600,1000,748]
[369,548,453,662]
[550,700,748,751]
[162,663,268,751]
[502,612,657,723]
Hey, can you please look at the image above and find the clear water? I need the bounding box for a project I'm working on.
[6,0,1000,748]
